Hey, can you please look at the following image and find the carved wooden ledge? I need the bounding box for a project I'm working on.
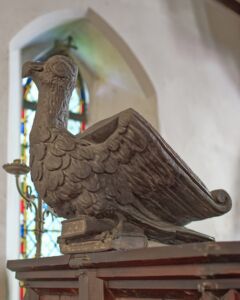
[7,241,240,300]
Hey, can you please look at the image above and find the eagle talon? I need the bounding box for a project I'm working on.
[97,216,125,242]
[97,213,144,243]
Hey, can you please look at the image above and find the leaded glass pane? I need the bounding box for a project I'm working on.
[23,78,38,102]
[68,119,81,135]
[69,88,80,113]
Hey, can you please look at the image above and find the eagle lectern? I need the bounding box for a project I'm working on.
[7,56,238,299]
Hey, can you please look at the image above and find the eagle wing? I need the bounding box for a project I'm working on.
[77,108,231,226]
[30,109,231,227]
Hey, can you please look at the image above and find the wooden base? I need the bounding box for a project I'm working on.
[58,215,215,254]
[59,234,148,254]
[58,215,148,254]
[7,241,240,300]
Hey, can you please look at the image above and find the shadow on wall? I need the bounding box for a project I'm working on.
[165,0,240,91]
[192,1,240,237]
[192,0,240,91]
[162,0,240,241]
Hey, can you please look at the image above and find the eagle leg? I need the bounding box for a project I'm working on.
[98,212,146,242]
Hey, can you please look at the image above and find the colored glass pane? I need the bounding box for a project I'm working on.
[68,119,81,135]
[69,88,80,113]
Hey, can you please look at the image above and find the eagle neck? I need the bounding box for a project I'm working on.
[30,86,70,145]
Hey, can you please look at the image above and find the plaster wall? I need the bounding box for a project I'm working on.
[0,1,239,299]
[88,82,158,127]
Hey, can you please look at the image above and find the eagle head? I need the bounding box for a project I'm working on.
[22,55,78,92]
[23,55,78,129]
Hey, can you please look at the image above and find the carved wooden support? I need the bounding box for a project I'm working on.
[78,270,104,300]
[201,290,240,300]
[24,289,39,300]
[7,242,240,300]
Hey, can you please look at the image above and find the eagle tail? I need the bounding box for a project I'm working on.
[124,204,213,244]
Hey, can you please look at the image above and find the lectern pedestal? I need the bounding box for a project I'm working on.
[7,241,240,300]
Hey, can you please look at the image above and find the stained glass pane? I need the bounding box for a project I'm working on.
[23,78,38,102]
[68,119,81,135]
[69,88,81,113]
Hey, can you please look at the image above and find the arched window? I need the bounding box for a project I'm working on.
[19,37,89,262]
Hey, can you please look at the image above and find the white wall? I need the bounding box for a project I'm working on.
[0,1,239,299]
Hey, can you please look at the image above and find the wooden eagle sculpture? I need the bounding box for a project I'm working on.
[22,55,232,251]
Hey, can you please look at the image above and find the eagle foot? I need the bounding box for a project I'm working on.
[97,219,147,247]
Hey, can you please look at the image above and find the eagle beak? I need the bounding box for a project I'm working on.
[22,61,44,78]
